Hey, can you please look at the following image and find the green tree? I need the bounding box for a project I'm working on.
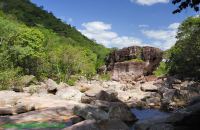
[167,17,200,79]
[8,27,45,76]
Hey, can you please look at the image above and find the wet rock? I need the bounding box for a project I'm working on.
[90,100,110,111]
[149,124,174,130]
[134,115,171,130]
[97,119,130,130]
[108,103,137,122]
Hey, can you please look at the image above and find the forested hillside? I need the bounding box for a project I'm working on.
[0,0,110,89]
[0,0,110,68]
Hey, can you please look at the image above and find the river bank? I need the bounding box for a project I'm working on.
[0,75,199,130]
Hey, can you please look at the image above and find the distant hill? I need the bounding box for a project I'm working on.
[0,0,110,68]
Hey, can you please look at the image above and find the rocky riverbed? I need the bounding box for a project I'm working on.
[0,75,200,130]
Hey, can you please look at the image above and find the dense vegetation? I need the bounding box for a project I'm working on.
[154,16,200,80]
[167,16,200,80]
[0,0,110,69]
[0,0,110,89]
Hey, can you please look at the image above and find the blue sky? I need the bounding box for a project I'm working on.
[31,0,198,50]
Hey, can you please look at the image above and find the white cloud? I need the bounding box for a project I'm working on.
[111,36,147,48]
[168,23,180,30]
[80,21,179,50]
[130,0,169,6]
[142,22,180,50]
[82,21,111,31]
[80,21,147,48]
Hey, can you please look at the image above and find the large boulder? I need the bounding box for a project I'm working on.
[73,104,109,120]
[81,88,103,104]
[141,81,158,92]
[105,46,162,82]
[56,87,84,102]
[0,91,30,107]
[82,89,119,104]
[90,100,138,122]
[108,103,137,122]
[96,90,118,102]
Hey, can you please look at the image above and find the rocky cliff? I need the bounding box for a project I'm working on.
[105,46,163,82]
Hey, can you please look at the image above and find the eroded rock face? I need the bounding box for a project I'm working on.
[105,46,162,82]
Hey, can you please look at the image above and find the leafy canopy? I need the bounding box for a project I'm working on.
[167,16,200,80]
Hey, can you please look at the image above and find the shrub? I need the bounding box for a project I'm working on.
[0,68,21,90]
[167,17,200,80]
[129,58,144,63]
[99,73,111,81]
[153,62,168,77]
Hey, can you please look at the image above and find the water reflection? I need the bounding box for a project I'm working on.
[131,108,170,130]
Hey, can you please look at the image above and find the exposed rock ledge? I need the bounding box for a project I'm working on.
[103,46,163,83]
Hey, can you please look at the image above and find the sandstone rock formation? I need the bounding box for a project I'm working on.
[105,46,162,83]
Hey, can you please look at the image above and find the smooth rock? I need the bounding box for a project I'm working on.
[63,120,99,130]
[46,79,58,94]
[73,104,109,120]
[96,90,118,102]
[0,107,75,125]
[141,82,158,92]
[0,91,30,107]
[56,87,84,102]
[84,88,103,97]
[0,107,13,115]
[63,119,129,130]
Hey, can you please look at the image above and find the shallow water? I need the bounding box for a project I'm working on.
[131,108,170,130]
[131,108,169,120]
